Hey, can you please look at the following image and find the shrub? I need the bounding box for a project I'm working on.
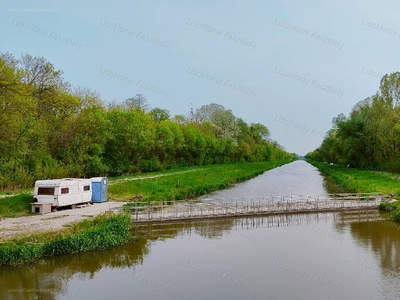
[43,213,132,255]
[0,213,134,266]
[379,201,400,212]
[392,208,400,222]
[0,243,44,266]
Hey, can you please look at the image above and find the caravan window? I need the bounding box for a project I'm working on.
[38,187,55,195]
[84,185,90,191]
[61,188,69,194]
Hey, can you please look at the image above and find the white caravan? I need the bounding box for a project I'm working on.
[33,178,92,211]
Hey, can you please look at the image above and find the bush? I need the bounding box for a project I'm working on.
[0,213,134,266]
[379,201,400,212]
[392,208,400,222]
[43,213,132,255]
[0,194,33,219]
[0,243,44,266]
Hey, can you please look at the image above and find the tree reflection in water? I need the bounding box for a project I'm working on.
[348,216,400,272]
[0,218,235,300]
[1,213,400,300]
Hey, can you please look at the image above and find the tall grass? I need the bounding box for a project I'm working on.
[0,244,44,266]
[392,209,400,222]
[379,201,400,212]
[0,213,134,266]
[43,213,132,255]
[0,194,33,219]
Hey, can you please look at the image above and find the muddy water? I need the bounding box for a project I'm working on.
[1,161,399,300]
[198,160,344,201]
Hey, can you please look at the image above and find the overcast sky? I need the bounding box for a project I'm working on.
[2,0,399,155]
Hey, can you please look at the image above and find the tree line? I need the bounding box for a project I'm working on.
[0,53,292,190]
[307,72,400,172]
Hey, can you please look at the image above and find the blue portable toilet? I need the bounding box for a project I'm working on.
[91,177,108,203]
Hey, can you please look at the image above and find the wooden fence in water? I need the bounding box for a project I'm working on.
[119,193,390,223]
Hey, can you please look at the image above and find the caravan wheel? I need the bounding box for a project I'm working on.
[52,207,58,212]
[71,204,77,209]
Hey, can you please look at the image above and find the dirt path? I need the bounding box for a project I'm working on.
[0,202,126,241]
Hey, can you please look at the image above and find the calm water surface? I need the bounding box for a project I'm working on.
[1,161,399,300]
[198,160,342,201]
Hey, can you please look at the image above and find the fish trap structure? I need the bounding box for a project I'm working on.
[128,193,389,223]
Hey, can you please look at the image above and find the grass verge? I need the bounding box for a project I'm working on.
[0,194,33,219]
[0,213,134,266]
[307,160,400,195]
[308,160,400,221]
[109,160,291,202]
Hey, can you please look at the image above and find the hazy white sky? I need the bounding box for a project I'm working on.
[2,0,399,155]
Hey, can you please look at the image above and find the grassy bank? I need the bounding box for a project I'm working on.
[0,213,134,266]
[307,160,400,195]
[0,194,33,219]
[308,160,400,221]
[109,160,292,201]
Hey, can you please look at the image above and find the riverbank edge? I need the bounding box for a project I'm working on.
[307,160,400,221]
[0,213,134,267]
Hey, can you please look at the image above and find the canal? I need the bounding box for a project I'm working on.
[1,161,399,300]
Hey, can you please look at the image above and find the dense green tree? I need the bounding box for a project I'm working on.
[104,108,155,174]
[310,72,400,172]
[149,107,170,123]
[0,53,291,189]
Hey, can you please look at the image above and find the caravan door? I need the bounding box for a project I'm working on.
[78,180,83,203]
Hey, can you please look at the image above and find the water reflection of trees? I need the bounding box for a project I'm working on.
[2,213,370,300]
[0,218,235,300]
[0,237,150,300]
[348,218,400,273]
[332,210,400,274]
